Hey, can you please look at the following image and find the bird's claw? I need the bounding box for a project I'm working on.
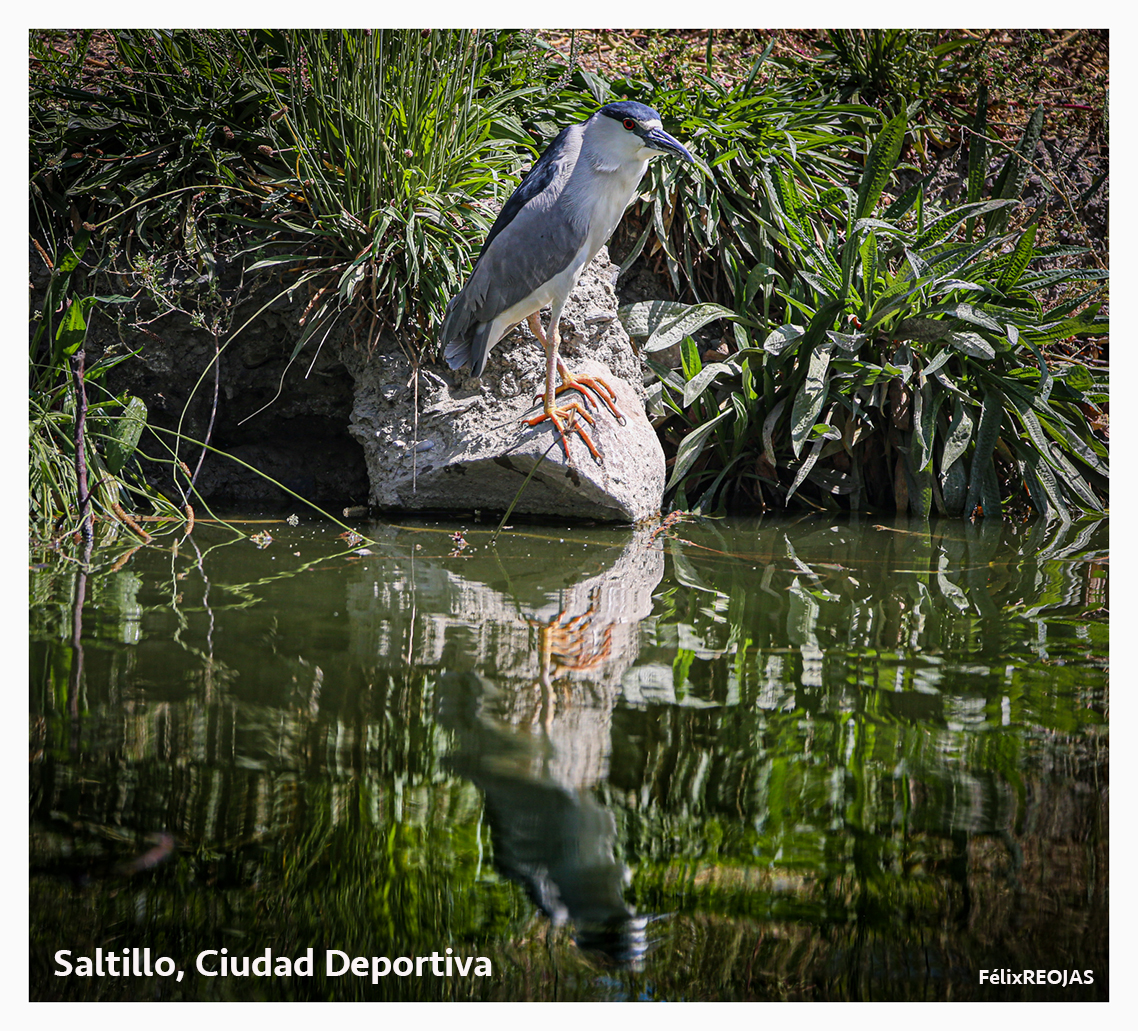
[525,402,600,461]
[537,374,625,424]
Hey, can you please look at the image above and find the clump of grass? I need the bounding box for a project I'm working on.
[223,29,536,365]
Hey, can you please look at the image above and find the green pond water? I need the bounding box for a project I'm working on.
[30,513,1108,1001]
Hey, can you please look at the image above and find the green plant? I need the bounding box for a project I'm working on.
[29,30,277,540]
[30,33,1107,527]
[30,30,274,289]
[29,30,546,540]
[815,30,978,107]
[29,232,178,542]
[637,106,1107,519]
[616,43,879,309]
[794,29,986,158]
[224,29,535,363]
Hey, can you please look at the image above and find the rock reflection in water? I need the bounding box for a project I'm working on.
[437,529,663,968]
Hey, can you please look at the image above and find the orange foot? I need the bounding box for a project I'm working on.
[547,368,626,424]
[526,400,599,461]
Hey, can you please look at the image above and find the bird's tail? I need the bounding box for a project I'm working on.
[440,290,496,378]
[442,314,494,381]
[440,296,471,370]
[442,331,471,372]
[467,322,495,378]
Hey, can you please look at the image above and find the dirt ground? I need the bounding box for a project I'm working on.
[535,29,1107,133]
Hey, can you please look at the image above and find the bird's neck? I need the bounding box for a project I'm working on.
[583,143,647,183]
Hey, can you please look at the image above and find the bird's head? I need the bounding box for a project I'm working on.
[592,101,694,166]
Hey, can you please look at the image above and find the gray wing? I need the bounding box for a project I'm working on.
[441,128,588,371]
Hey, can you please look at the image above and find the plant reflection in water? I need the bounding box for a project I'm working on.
[30,515,1108,1000]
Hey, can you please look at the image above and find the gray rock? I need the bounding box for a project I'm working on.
[344,248,665,523]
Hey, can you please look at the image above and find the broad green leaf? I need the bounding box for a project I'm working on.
[54,296,95,361]
[1052,363,1095,393]
[618,300,735,352]
[744,263,777,310]
[246,254,318,271]
[1018,450,1067,521]
[680,336,703,381]
[963,389,1003,517]
[947,331,995,359]
[859,230,878,312]
[942,303,1004,332]
[904,446,934,517]
[941,453,968,514]
[929,279,988,295]
[913,380,944,472]
[1035,407,1108,480]
[914,198,1018,250]
[852,216,911,236]
[1037,434,1105,510]
[1016,331,1055,403]
[791,341,833,458]
[104,396,148,475]
[997,223,1038,290]
[1006,393,1059,474]
[786,425,832,503]
[855,111,905,220]
[769,162,806,227]
[33,230,93,356]
[805,186,848,212]
[740,352,759,402]
[762,397,787,460]
[920,349,955,378]
[1019,267,1109,290]
[941,399,975,473]
[798,269,840,299]
[1026,307,1108,344]
[683,362,733,408]
[665,409,732,492]
[763,323,805,355]
[825,330,867,352]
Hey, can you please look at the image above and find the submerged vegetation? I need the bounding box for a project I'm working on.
[29,29,1108,544]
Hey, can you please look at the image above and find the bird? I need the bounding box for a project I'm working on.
[439,100,694,461]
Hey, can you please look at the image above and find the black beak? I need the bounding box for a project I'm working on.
[643,126,694,163]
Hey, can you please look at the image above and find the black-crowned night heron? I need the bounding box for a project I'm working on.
[440,101,694,460]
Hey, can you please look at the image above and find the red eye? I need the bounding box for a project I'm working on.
[623,118,636,131]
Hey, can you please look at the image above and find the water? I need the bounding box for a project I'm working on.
[29,513,1108,1001]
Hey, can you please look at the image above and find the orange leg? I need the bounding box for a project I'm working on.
[525,314,625,422]
[524,314,625,461]
[524,314,598,460]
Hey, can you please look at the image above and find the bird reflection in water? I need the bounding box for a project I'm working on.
[524,594,614,732]
[438,592,649,969]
